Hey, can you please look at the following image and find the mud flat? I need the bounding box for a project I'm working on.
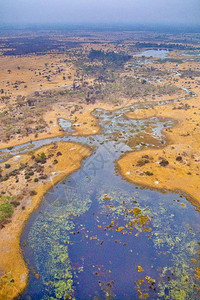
[0,142,92,299]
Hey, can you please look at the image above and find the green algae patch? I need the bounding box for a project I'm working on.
[26,188,92,299]
[96,186,200,299]
[135,276,156,299]
[150,203,200,299]
[21,143,200,299]
[98,189,152,235]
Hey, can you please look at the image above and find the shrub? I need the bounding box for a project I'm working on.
[27,171,34,176]
[34,178,39,182]
[35,152,47,164]
[137,159,149,167]
[30,190,37,196]
[1,175,9,181]
[0,202,14,222]
[5,164,11,169]
[159,158,169,167]
[176,156,182,161]
[10,201,20,207]
[145,171,153,176]
[39,174,48,179]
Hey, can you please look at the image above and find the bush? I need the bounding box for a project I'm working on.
[35,152,47,164]
[137,159,149,167]
[145,171,153,176]
[27,171,34,176]
[30,190,37,196]
[1,175,9,181]
[5,164,11,169]
[0,202,14,222]
[34,178,39,182]
[159,158,169,167]
[10,201,20,207]
[176,156,182,161]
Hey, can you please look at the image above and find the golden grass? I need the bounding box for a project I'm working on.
[118,91,200,208]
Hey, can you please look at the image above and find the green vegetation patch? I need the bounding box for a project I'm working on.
[0,199,14,223]
[88,49,132,67]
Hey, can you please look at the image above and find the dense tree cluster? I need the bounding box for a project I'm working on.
[88,49,132,67]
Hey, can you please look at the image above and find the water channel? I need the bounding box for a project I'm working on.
[0,52,199,299]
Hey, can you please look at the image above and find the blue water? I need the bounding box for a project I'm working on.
[16,103,200,300]
[181,51,200,57]
[133,49,169,59]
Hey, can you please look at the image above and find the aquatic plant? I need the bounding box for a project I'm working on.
[19,101,200,299]
[26,187,92,299]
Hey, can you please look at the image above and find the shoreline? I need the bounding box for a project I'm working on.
[117,95,200,208]
[0,92,199,298]
[0,92,185,151]
[0,142,92,300]
[116,161,200,210]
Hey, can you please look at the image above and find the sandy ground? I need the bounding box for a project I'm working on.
[0,102,118,150]
[0,142,92,299]
[0,90,186,151]
[0,54,75,99]
[118,90,200,208]
[0,49,188,150]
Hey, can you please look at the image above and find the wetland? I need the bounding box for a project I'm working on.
[0,27,199,299]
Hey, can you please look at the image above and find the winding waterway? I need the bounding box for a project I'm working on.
[8,101,198,299]
[0,60,199,299]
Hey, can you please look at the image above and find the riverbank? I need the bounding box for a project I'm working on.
[0,90,185,151]
[0,102,118,150]
[0,142,92,299]
[118,95,200,208]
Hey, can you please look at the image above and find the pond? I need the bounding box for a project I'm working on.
[58,119,75,134]
[181,51,200,57]
[133,49,169,59]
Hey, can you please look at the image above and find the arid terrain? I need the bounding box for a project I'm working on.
[0,28,200,299]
